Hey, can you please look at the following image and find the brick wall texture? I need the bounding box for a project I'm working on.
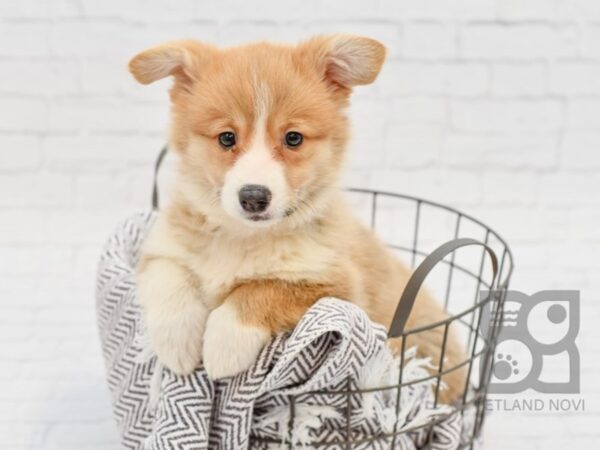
[0,1,598,449]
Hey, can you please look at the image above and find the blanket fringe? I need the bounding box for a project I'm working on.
[254,346,455,446]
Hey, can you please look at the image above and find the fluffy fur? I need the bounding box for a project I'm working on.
[130,35,466,403]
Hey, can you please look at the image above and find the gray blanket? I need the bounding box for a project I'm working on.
[96,211,466,450]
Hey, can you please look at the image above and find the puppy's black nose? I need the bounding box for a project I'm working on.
[238,185,271,213]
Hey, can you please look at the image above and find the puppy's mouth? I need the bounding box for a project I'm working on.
[247,213,272,222]
[241,207,296,225]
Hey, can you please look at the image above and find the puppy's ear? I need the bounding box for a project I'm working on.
[297,34,386,90]
[128,40,214,85]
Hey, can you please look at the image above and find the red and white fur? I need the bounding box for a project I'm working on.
[130,35,465,403]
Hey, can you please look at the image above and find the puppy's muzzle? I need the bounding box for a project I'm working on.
[239,185,271,213]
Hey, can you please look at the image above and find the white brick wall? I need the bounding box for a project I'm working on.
[1,1,599,448]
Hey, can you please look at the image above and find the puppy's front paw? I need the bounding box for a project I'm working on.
[203,303,270,379]
[146,302,209,376]
[152,328,203,375]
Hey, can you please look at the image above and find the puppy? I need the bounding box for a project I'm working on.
[130,35,466,403]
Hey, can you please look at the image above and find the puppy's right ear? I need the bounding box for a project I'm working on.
[128,40,213,85]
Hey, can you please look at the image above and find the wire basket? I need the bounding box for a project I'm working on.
[251,188,514,450]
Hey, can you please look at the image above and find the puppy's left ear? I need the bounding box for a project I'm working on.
[128,40,214,86]
[297,34,386,90]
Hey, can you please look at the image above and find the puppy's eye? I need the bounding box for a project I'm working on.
[218,132,236,149]
[284,131,303,148]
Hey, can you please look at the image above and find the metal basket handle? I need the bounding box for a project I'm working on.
[388,238,499,338]
[152,145,169,210]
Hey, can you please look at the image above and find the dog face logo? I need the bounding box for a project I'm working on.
[480,290,580,394]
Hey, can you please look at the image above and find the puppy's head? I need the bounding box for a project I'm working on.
[129,35,385,230]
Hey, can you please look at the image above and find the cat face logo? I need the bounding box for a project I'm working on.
[479,290,580,394]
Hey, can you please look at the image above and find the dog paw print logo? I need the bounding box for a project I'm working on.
[493,353,520,381]
[480,290,580,394]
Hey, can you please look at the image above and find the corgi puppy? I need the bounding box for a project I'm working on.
[130,35,466,403]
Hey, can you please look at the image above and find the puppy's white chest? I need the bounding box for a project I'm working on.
[190,232,335,306]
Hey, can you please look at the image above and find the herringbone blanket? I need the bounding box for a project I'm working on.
[96,211,467,450]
